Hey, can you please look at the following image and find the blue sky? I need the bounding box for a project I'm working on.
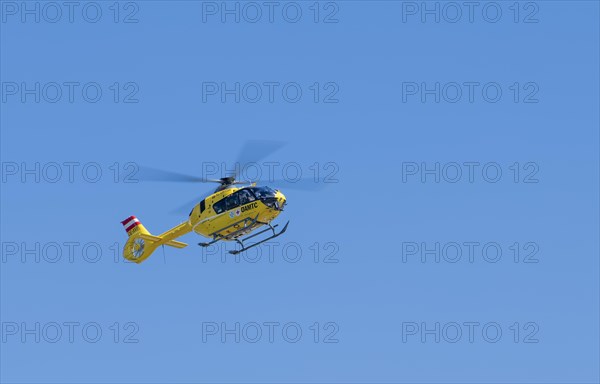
[1,1,599,383]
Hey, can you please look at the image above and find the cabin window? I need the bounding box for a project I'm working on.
[213,192,241,214]
[213,189,259,214]
[224,193,240,211]
[200,200,206,213]
[213,199,226,214]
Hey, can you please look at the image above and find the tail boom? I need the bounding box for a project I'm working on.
[121,217,191,263]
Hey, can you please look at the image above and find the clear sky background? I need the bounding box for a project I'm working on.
[1,1,599,383]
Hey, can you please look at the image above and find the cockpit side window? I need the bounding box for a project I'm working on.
[238,189,255,205]
[251,186,276,199]
[200,200,206,213]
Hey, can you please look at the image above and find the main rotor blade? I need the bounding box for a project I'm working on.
[230,140,286,178]
[137,166,222,183]
[169,196,202,216]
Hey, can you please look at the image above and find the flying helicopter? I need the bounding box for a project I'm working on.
[120,141,319,264]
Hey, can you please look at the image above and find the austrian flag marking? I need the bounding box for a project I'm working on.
[121,216,141,233]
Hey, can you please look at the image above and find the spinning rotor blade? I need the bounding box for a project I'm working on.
[136,166,222,183]
[169,196,204,216]
[230,140,286,179]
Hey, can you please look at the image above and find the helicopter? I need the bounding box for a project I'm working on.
[120,141,319,264]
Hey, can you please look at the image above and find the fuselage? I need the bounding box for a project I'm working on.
[188,185,286,240]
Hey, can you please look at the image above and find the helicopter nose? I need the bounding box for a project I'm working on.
[276,191,287,209]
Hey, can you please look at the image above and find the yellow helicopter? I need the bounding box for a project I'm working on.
[120,141,315,264]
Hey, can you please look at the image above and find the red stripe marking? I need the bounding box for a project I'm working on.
[121,216,137,226]
[125,219,140,230]
[126,221,141,232]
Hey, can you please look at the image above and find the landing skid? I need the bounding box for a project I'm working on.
[229,221,289,255]
[198,214,289,255]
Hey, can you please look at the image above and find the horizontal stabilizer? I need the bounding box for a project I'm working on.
[139,234,162,242]
[165,240,188,249]
[138,234,187,248]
